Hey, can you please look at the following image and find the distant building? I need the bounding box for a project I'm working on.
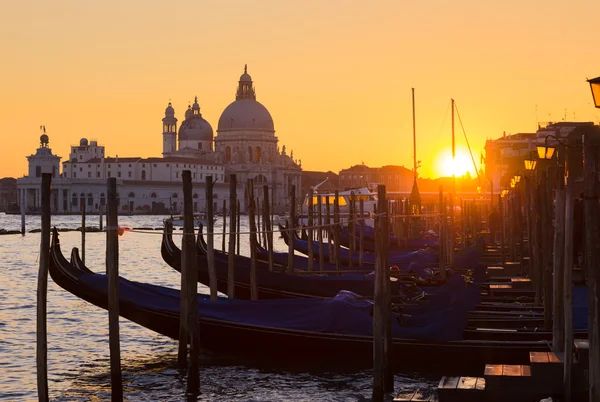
[338,164,414,192]
[16,67,302,214]
[0,177,17,212]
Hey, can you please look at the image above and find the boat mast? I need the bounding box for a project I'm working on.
[409,88,421,216]
[412,88,417,180]
[450,98,456,264]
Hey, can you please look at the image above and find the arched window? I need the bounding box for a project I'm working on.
[100,193,105,206]
[72,193,78,206]
[255,147,262,162]
[150,192,157,198]
[128,192,135,198]
[141,170,146,180]
[193,193,198,199]
[248,146,253,162]
[225,146,231,162]
[87,193,93,206]
[254,174,268,184]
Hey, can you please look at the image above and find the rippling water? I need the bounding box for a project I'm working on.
[0,213,435,401]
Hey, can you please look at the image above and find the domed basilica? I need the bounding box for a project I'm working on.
[17,67,302,215]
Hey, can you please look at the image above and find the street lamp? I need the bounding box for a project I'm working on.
[588,76,600,108]
[537,141,556,160]
[514,174,521,183]
[524,156,537,171]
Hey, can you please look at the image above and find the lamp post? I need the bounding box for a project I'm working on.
[588,76,600,108]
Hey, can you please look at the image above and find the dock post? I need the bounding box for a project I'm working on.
[349,192,355,257]
[553,162,566,353]
[206,176,217,302]
[287,185,296,274]
[439,186,446,279]
[372,184,390,401]
[334,190,341,270]
[263,185,273,272]
[247,179,258,300]
[20,189,26,236]
[99,205,103,231]
[80,198,86,264]
[318,196,325,271]
[106,177,123,400]
[257,197,261,247]
[583,131,600,402]
[236,199,241,255]
[326,197,332,263]
[228,174,237,298]
[307,188,314,271]
[563,156,575,400]
[541,170,554,330]
[181,171,199,396]
[359,199,364,268]
[221,200,226,252]
[36,173,51,402]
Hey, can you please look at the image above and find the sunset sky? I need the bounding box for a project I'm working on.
[1,0,600,179]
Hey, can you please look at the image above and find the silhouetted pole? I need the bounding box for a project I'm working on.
[228,175,237,298]
[80,198,86,264]
[20,190,26,236]
[247,179,258,300]
[263,185,273,272]
[287,185,296,274]
[553,161,566,353]
[334,190,341,270]
[318,196,325,271]
[307,188,314,271]
[206,176,217,302]
[372,184,391,401]
[106,177,123,401]
[236,199,241,254]
[359,199,365,267]
[326,197,332,263]
[541,170,553,329]
[99,205,103,231]
[349,192,356,257]
[439,186,446,279]
[583,132,600,402]
[181,171,199,396]
[221,200,226,252]
[36,173,51,402]
[563,158,575,401]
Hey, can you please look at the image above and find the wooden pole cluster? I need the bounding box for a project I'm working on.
[228,174,237,298]
[36,173,51,402]
[287,185,296,274]
[326,197,333,263]
[318,196,325,271]
[333,190,341,270]
[106,177,123,400]
[372,185,392,402]
[359,199,365,267]
[439,186,446,279]
[583,132,600,402]
[206,176,217,302]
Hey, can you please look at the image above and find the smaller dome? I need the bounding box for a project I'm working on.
[239,73,252,82]
[80,138,88,146]
[165,102,174,115]
[192,96,200,111]
[185,105,193,120]
[40,134,49,145]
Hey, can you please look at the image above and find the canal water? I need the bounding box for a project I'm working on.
[0,213,435,401]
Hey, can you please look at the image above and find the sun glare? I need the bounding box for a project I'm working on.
[436,149,476,177]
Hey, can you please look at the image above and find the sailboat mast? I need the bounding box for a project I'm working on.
[412,88,417,179]
[451,98,455,159]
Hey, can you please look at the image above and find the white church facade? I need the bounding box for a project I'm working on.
[16,67,302,214]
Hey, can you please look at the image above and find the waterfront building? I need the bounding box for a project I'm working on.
[16,67,302,214]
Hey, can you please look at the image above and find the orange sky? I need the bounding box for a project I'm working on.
[1,0,600,179]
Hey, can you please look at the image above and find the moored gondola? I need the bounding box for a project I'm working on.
[50,227,552,372]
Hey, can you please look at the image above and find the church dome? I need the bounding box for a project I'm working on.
[217,99,274,132]
[80,138,88,146]
[165,102,175,116]
[179,114,213,141]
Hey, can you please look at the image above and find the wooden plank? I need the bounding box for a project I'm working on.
[393,389,416,401]
[411,388,435,401]
[530,351,550,363]
[521,365,531,376]
[502,365,522,376]
[475,377,485,391]
[548,352,561,363]
[457,377,477,390]
[484,364,502,376]
[438,376,459,389]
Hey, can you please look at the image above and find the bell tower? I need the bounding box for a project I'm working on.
[162,102,177,156]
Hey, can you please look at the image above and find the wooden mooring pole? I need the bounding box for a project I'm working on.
[359,199,364,267]
[106,177,123,400]
[263,185,273,272]
[563,155,575,400]
[307,188,314,272]
[287,185,295,274]
[439,186,446,279]
[334,190,341,271]
[80,198,86,264]
[206,176,217,302]
[20,189,26,236]
[553,161,566,353]
[36,173,51,402]
[221,200,226,252]
[247,179,258,300]
[372,184,391,401]
[181,171,199,396]
[583,131,600,402]
[318,195,325,271]
[228,174,237,298]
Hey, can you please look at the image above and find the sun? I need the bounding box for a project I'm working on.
[436,148,476,177]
